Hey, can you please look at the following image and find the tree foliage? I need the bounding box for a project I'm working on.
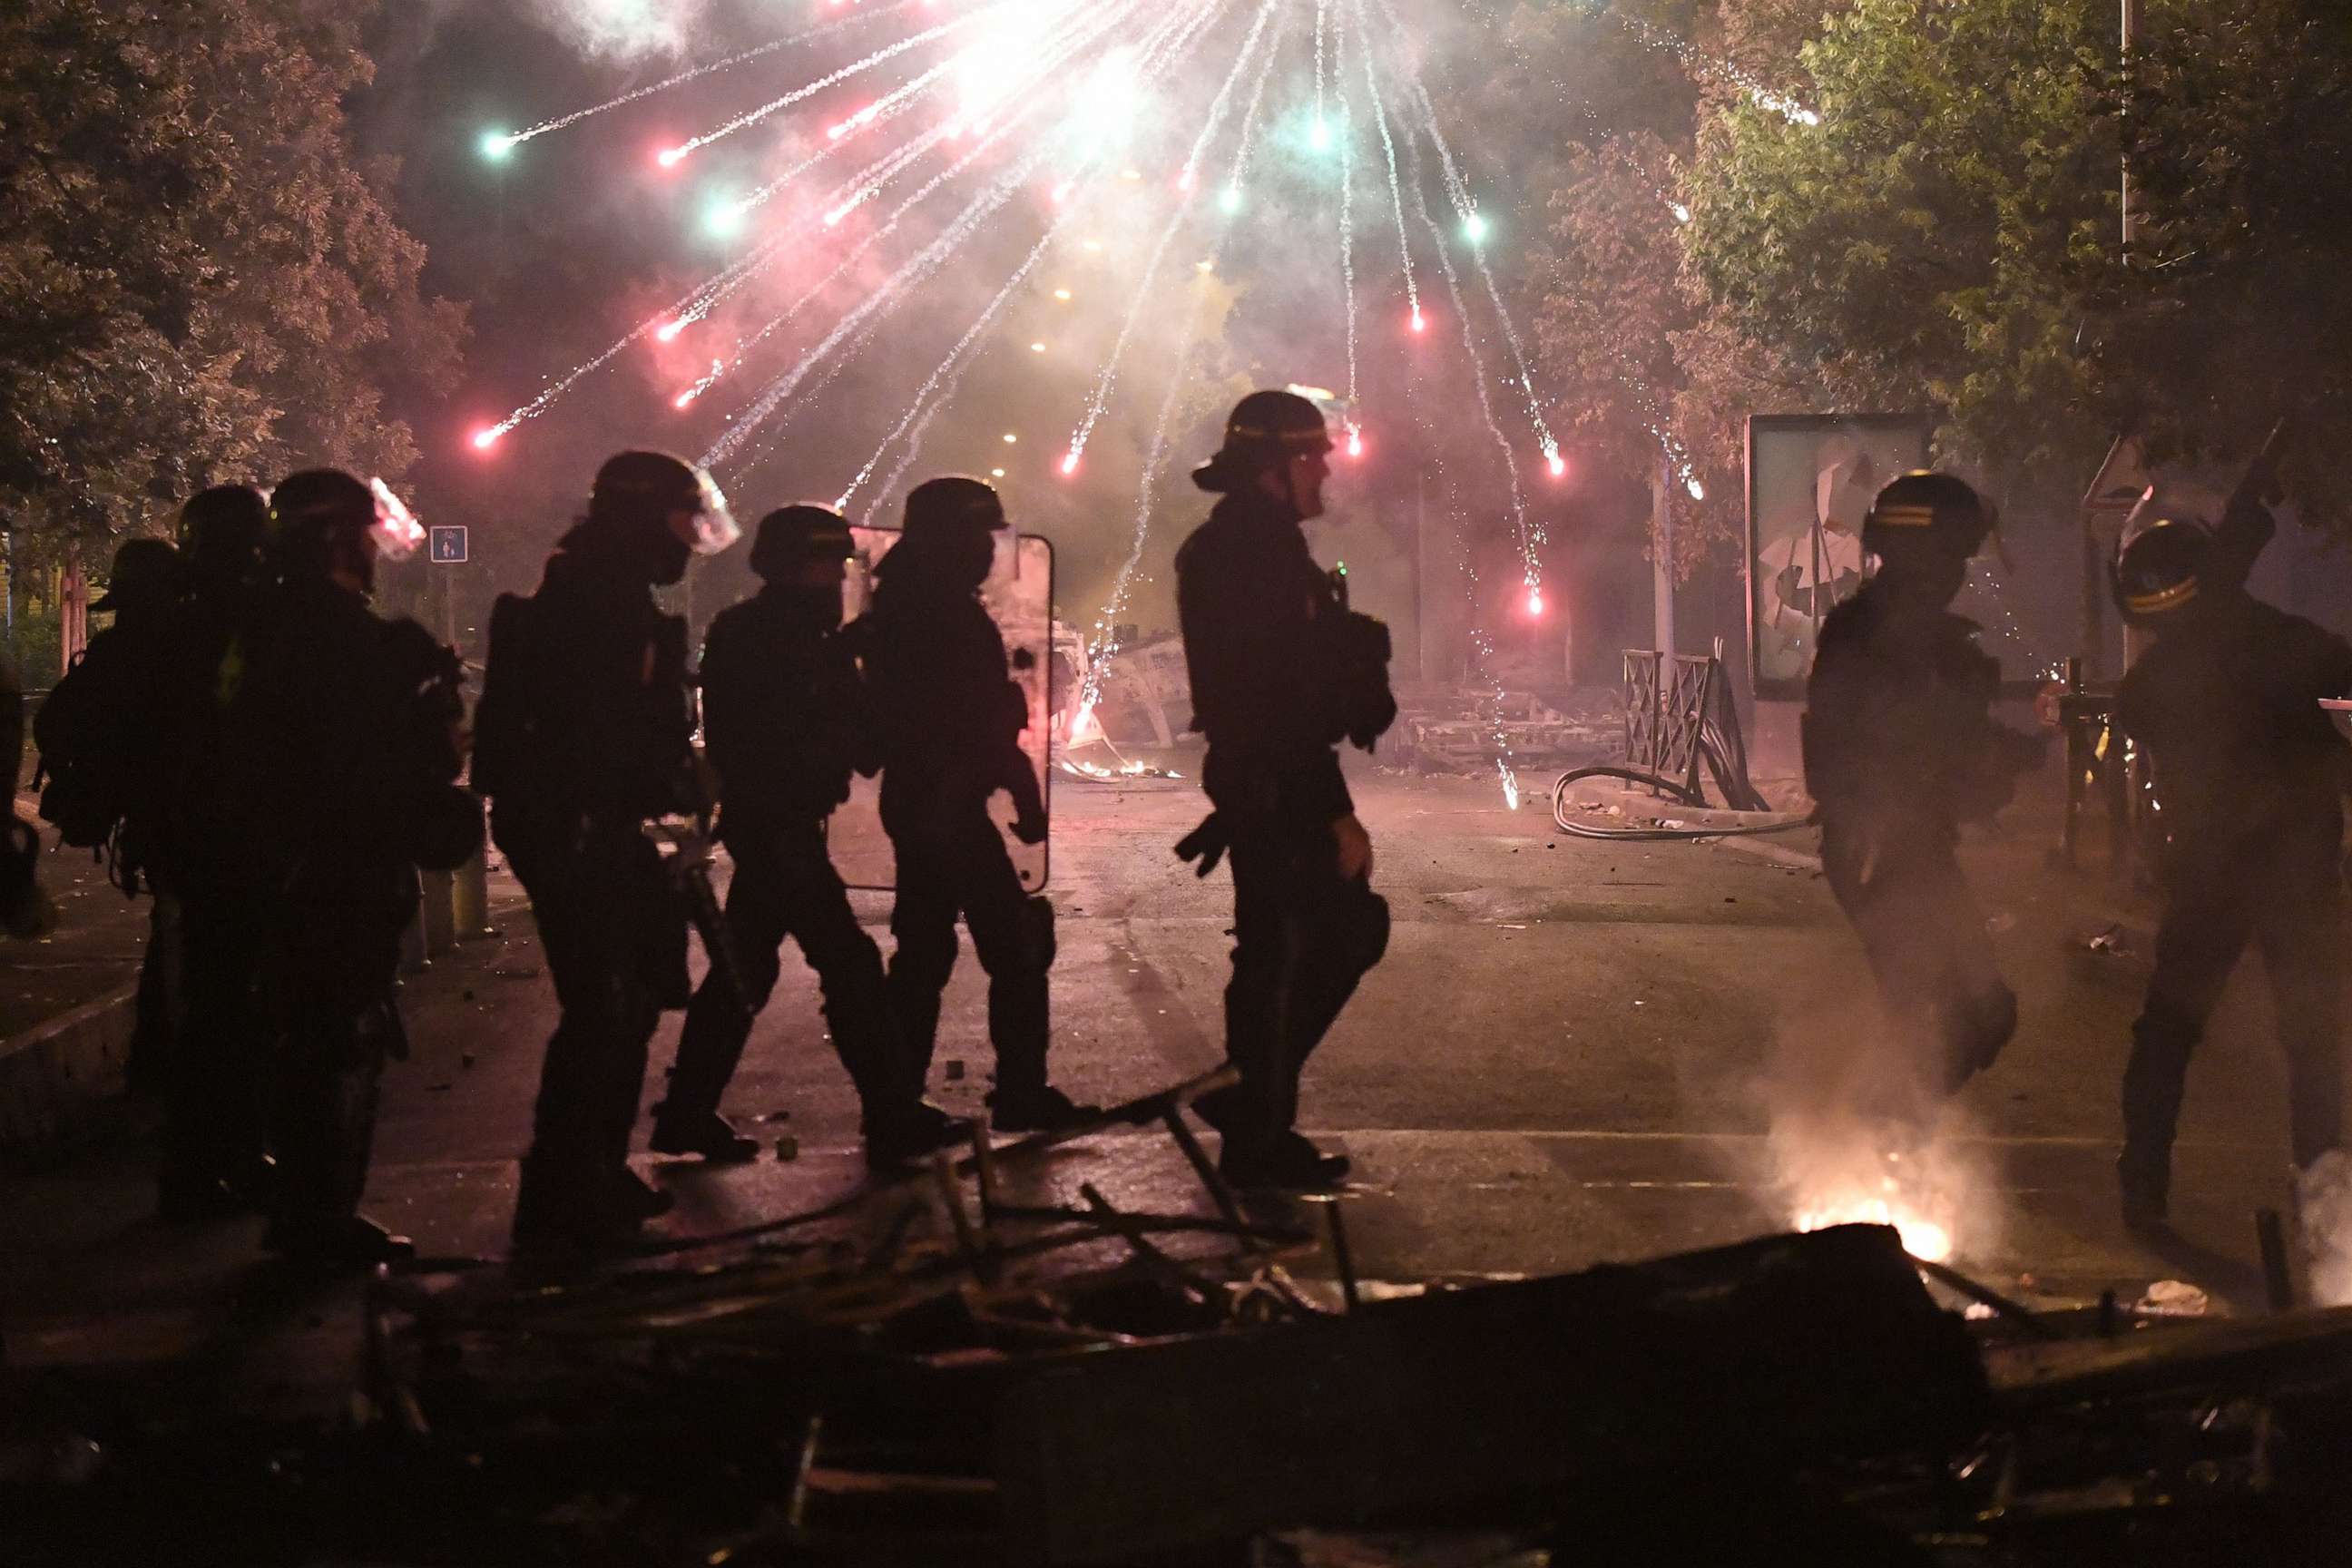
[0,0,464,548]
[1683,0,2117,487]
[1680,0,2352,529]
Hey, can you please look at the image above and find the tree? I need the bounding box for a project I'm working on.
[1683,0,2118,495]
[0,0,464,556]
[1681,0,2352,531]
[2096,0,2352,524]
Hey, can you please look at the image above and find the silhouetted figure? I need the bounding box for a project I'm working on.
[226,470,477,1267]
[2111,490,2352,1228]
[475,451,739,1255]
[856,476,1090,1132]
[1175,390,1395,1190]
[1803,472,2043,1109]
[152,485,275,1220]
[662,505,961,1167]
[34,536,182,1091]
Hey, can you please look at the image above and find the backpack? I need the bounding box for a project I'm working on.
[32,649,123,850]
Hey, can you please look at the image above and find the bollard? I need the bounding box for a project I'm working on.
[452,842,494,939]
[419,867,456,958]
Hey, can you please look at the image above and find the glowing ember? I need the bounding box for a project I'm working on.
[1793,1196,1955,1264]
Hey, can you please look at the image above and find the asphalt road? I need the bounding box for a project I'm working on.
[5,746,2335,1406]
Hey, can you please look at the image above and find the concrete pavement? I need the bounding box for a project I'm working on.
[1,753,2332,1417]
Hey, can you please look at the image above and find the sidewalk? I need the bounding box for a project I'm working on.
[0,796,154,1164]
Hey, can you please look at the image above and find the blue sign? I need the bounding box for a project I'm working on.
[429,525,469,564]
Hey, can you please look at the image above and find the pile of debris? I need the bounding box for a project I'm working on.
[1384,687,1619,777]
[18,1073,2352,1564]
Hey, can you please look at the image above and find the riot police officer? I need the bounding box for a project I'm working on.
[1174,389,1395,1189]
[1803,471,2043,1110]
[229,469,479,1266]
[2111,493,2352,1228]
[857,476,1092,1131]
[155,485,275,1219]
[475,451,738,1254]
[661,505,961,1166]
[34,536,183,1091]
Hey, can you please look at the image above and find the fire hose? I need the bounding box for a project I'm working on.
[1550,719,1814,842]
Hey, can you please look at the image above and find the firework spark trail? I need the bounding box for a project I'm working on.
[1353,2,1420,327]
[728,0,1210,475]
[1399,366,1521,808]
[733,58,962,218]
[1064,0,1274,469]
[710,0,1215,466]
[499,0,924,147]
[1334,9,1359,425]
[861,368,965,524]
[1314,0,1328,132]
[684,0,1153,428]
[1397,109,1535,586]
[825,0,1230,505]
[658,0,1034,166]
[701,144,1059,465]
[1220,4,1287,196]
[1076,240,1229,711]
[833,223,1070,508]
[1372,12,1562,491]
[1609,10,1822,125]
[743,0,1124,222]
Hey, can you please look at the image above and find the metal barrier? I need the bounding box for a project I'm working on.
[1622,650,1719,801]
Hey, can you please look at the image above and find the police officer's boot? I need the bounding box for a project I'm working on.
[985,1083,1100,1133]
[1220,1130,1351,1191]
[649,1105,760,1162]
[2117,1143,2171,1230]
[863,1100,968,1170]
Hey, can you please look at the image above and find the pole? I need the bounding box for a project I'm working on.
[1415,471,1433,684]
[2121,0,2141,254]
[1651,453,1677,661]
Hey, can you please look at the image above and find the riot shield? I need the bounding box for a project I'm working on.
[828,526,1054,892]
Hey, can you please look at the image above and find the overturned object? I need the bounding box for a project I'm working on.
[993,1223,1984,1562]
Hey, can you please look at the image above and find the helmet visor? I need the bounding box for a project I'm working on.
[664,466,738,555]
[368,478,426,562]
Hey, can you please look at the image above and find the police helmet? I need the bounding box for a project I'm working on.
[2112,492,2217,624]
[90,537,180,614]
[1860,471,1992,560]
[902,475,1007,542]
[1192,389,1334,494]
[589,450,740,555]
[749,504,856,582]
[270,469,426,567]
[177,485,270,574]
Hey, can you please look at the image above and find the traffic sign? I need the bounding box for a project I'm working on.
[429,525,469,564]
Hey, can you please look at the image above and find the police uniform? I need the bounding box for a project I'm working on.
[857,477,1083,1132]
[662,507,954,1163]
[2112,501,2352,1222]
[1802,473,2040,1102]
[1176,390,1394,1188]
[155,488,275,1219]
[475,452,737,1252]
[230,470,478,1264]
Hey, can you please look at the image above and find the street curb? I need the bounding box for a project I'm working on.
[1715,835,1823,873]
[0,982,137,1167]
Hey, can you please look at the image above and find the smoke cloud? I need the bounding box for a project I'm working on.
[526,0,709,64]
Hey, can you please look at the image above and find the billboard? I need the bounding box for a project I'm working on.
[1744,413,1932,699]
